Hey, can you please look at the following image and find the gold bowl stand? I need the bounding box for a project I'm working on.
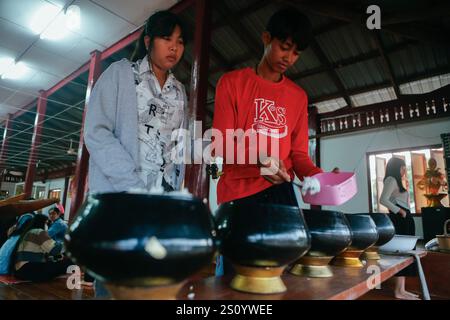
[362,246,381,260]
[290,255,334,278]
[105,278,185,300]
[332,249,364,268]
[230,265,287,294]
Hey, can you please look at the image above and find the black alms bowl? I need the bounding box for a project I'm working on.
[354,213,395,246]
[302,209,352,256]
[215,202,311,267]
[344,214,379,251]
[65,193,216,286]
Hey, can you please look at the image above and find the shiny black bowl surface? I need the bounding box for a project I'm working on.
[65,193,216,285]
[215,202,311,267]
[302,209,352,256]
[344,214,378,251]
[354,213,395,247]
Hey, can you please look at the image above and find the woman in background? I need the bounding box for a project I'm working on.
[380,157,420,300]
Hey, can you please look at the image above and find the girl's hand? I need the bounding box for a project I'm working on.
[398,208,407,218]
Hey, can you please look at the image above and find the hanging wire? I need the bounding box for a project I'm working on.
[0,117,81,136]
[7,129,81,162]
[1,147,78,163]
[4,138,79,153]
[0,96,85,125]
[0,99,85,145]
[4,134,79,146]
[1,126,81,144]
[0,83,86,111]
[0,136,80,163]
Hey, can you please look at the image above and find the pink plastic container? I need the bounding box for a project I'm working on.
[302,172,357,206]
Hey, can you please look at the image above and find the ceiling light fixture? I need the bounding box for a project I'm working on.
[66,5,81,32]
[29,3,81,41]
[0,57,30,79]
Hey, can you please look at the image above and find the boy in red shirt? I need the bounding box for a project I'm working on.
[213,7,328,208]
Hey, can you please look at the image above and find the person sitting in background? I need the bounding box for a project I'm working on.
[11,214,72,282]
[47,206,68,244]
[7,212,36,238]
[0,213,34,275]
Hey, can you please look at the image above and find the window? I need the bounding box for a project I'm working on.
[368,145,449,214]
[48,188,61,200]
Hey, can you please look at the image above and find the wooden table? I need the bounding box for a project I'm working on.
[178,251,427,300]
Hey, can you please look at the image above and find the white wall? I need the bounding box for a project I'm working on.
[320,118,450,238]
[3,177,71,220]
[0,182,16,197]
[43,177,71,220]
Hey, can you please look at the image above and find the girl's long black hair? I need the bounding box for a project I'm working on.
[384,157,407,193]
[130,10,188,62]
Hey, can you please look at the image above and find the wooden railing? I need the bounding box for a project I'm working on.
[316,85,450,137]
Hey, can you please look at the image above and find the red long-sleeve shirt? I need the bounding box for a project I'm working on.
[212,67,322,204]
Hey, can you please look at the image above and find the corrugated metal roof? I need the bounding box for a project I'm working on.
[211,26,250,61]
[315,24,378,64]
[315,98,347,113]
[400,73,450,94]
[297,72,338,98]
[336,57,388,90]
[379,32,405,48]
[287,48,322,75]
[389,45,450,80]
[350,87,397,107]
[239,2,279,38]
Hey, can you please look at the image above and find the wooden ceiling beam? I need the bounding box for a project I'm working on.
[370,31,402,98]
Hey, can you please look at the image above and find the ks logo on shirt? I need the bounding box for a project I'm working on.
[252,98,288,138]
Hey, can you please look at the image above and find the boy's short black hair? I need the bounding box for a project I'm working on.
[265,7,313,51]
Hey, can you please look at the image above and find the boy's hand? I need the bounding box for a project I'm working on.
[298,176,321,196]
[259,156,291,185]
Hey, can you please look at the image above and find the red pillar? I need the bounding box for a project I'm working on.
[62,174,70,211]
[308,106,322,211]
[24,91,48,198]
[69,50,102,222]
[185,0,212,200]
[308,106,321,168]
[0,114,13,190]
[0,113,13,169]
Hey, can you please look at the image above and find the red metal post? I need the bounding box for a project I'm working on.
[69,50,102,222]
[0,114,13,190]
[24,91,48,198]
[62,174,70,212]
[308,106,322,211]
[0,113,12,169]
[185,0,212,200]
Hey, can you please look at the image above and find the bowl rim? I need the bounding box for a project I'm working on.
[89,192,199,203]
